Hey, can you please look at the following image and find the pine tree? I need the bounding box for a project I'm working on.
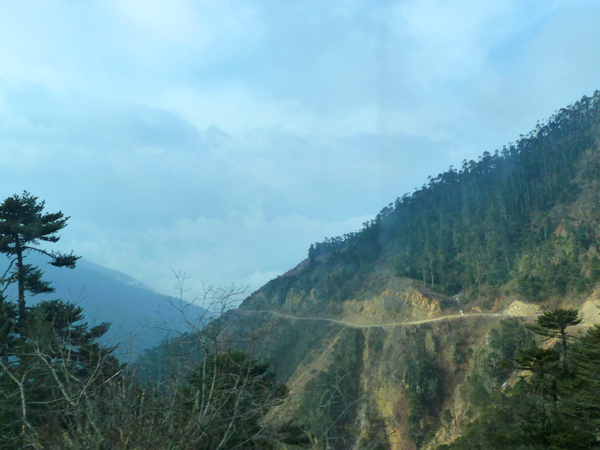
[0,192,79,322]
[0,299,116,446]
[528,309,581,376]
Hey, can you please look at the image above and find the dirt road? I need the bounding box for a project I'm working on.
[239,309,506,329]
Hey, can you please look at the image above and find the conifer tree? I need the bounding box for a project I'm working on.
[0,192,79,321]
[528,309,581,376]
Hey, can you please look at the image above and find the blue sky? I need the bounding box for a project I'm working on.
[1,0,600,301]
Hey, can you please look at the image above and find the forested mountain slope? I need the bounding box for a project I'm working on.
[238,92,600,320]
[144,91,600,450]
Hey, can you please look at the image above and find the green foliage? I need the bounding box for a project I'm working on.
[528,308,580,376]
[397,330,444,448]
[440,311,600,450]
[590,256,600,283]
[0,195,296,449]
[302,92,600,301]
[530,308,581,337]
[356,405,390,450]
[515,225,593,301]
[488,319,536,376]
[0,299,295,449]
[0,299,117,448]
[0,191,79,320]
[295,329,365,450]
[442,409,453,428]
[465,319,534,411]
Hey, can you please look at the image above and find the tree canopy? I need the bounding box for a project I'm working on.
[0,191,79,320]
[302,92,600,303]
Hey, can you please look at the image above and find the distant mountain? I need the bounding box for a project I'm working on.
[2,254,211,358]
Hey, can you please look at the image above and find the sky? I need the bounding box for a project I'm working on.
[1,0,600,303]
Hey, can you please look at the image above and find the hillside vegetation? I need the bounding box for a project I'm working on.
[223,91,600,449]
[4,91,600,449]
[248,91,600,314]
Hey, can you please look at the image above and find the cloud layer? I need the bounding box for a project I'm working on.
[1,0,599,299]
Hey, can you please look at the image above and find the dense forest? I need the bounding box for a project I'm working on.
[438,309,600,450]
[306,91,600,303]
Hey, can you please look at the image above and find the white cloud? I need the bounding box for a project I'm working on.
[105,0,262,48]
[1,0,600,298]
[389,0,523,82]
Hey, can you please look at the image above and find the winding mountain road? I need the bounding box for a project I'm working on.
[239,309,507,329]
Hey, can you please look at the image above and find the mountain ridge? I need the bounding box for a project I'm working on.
[215,91,600,449]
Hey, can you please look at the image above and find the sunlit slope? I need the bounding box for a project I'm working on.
[241,91,600,317]
[219,92,600,449]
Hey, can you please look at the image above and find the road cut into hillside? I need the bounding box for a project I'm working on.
[239,309,512,329]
